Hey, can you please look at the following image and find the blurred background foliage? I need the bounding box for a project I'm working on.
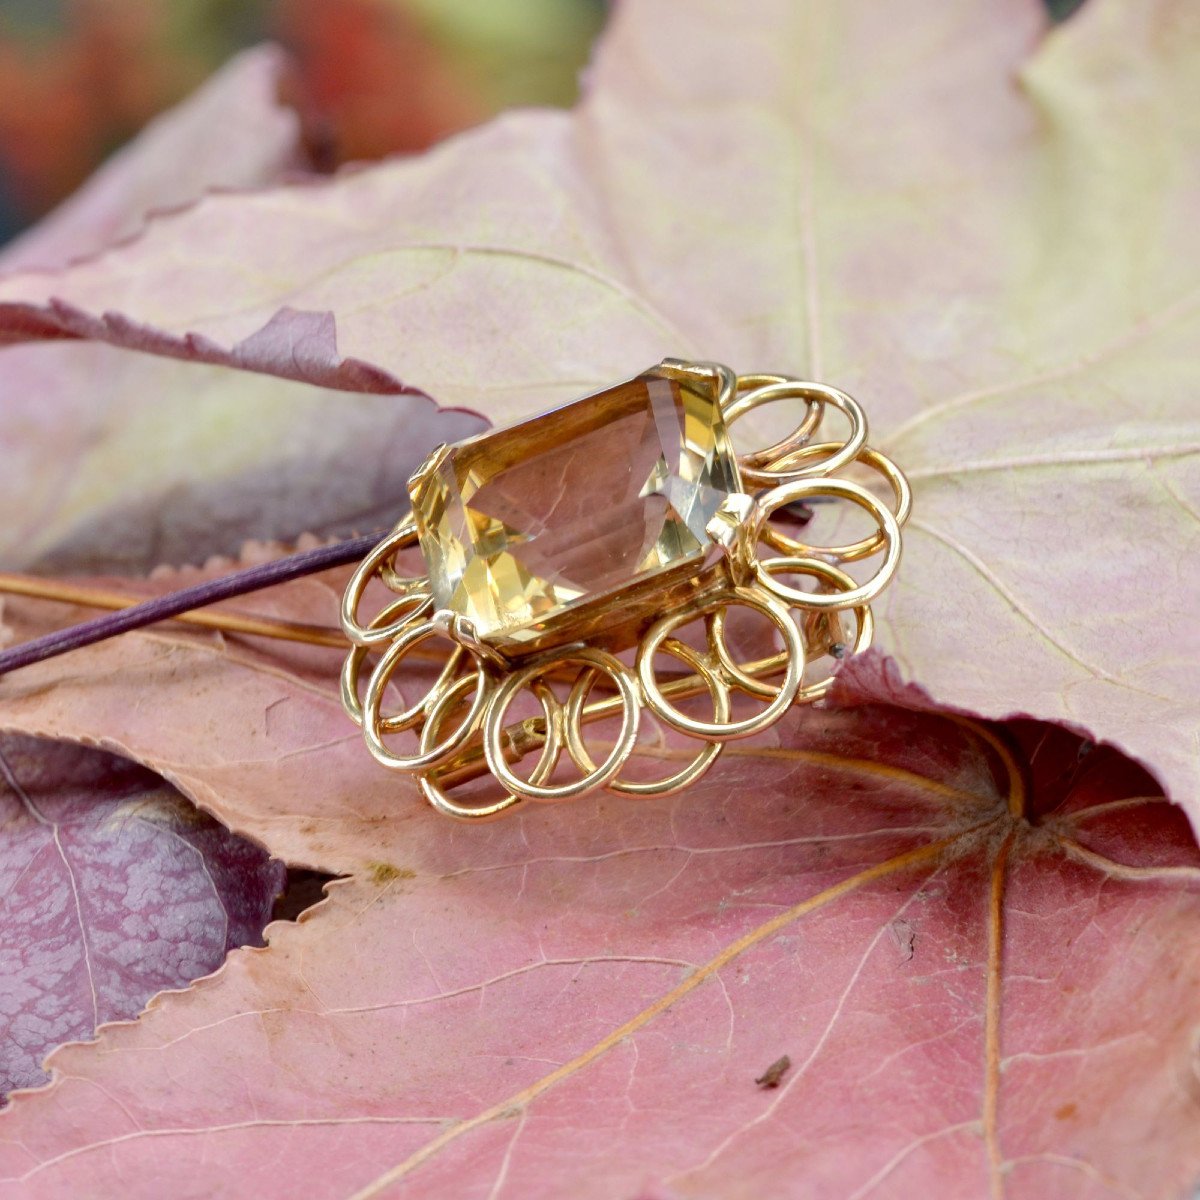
[0,0,606,244]
[0,0,1083,248]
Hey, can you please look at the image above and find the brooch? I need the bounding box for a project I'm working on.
[340,359,910,819]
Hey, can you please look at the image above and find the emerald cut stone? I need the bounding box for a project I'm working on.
[410,367,741,646]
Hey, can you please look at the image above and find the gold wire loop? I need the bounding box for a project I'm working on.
[339,595,436,729]
[484,649,641,802]
[379,549,429,595]
[725,380,867,489]
[706,606,782,701]
[418,677,562,821]
[566,638,729,796]
[362,621,491,769]
[339,361,909,818]
[754,558,874,702]
[341,518,425,646]
[754,478,902,609]
[348,628,464,735]
[725,375,823,468]
[759,444,912,562]
[638,587,805,741]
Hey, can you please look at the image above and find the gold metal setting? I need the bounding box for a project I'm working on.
[340,360,911,820]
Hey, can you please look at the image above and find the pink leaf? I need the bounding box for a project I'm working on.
[0,298,428,394]
[0,342,482,573]
[0,682,1195,1198]
[0,44,483,574]
[0,0,1194,832]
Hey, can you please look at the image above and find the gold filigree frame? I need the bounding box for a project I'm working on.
[340,360,911,820]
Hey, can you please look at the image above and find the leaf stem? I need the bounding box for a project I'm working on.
[0,534,381,677]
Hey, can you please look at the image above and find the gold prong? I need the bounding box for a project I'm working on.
[405,442,451,507]
[705,492,758,586]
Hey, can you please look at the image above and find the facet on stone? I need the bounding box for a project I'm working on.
[410,366,741,647]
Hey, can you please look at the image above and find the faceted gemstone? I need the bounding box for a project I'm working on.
[411,368,741,645]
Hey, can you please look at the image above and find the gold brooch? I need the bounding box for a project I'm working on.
[340,359,910,819]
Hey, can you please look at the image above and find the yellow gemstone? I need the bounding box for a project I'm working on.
[410,367,741,646]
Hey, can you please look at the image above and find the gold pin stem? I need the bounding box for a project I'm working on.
[0,572,348,649]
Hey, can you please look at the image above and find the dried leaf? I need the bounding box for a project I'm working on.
[0,558,412,870]
[0,344,481,573]
[0,48,483,573]
[0,1,1198,1195]
[0,0,1194,826]
[0,733,284,1097]
[0,655,1197,1197]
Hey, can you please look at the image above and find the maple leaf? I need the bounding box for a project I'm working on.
[0,1,1195,823]
[0,568,1197,1196]
[0,47,482,574]
[0,1,1198,1197]
[0,732,284,1097]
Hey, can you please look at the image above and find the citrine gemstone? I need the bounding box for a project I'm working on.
[410,367,741,646]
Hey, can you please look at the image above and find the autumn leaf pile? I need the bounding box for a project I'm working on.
[0,2,1198,1197]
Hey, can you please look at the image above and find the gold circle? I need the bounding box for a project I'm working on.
[484,648,640,802]
[379,543,427,594]
[705,607,779,700]
[723,558,874,703]
[362,621,490,770]
[637,587,804,740]
[339,595,439,728]
[724,376,823,469]
[340,521,428,647]
[725,381,867,489]
[418,676,561,820]
[759,444,911,562]
[566,638,728,796]
[340,643,375,730]
[755,479,902,609]
[343,622,463,734]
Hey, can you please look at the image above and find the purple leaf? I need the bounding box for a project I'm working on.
[0,734,284,1097]
[0,299,425,395]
